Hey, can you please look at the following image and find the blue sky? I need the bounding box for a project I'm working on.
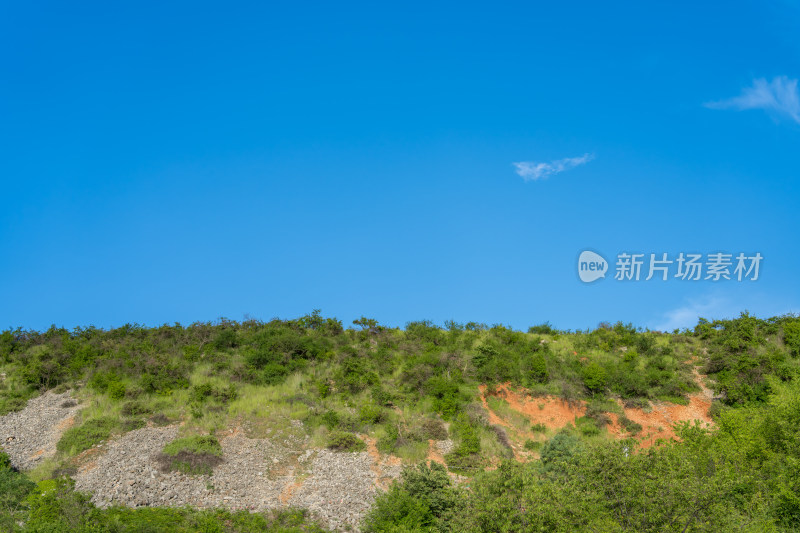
[1,1,799,332]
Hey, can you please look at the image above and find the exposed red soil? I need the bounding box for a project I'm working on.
[479,372,714,450]
[360,434,402,490]
[605,394,713,447]
[480,384,586,431]
[426,439,446,466]
[56,415,76,431]
[279,479,304,505]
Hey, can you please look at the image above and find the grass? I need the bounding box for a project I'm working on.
[56,416,118,455]
[393,440,428,462]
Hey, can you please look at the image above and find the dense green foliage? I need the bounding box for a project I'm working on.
[367,377,800,531]
[1,311,799,531]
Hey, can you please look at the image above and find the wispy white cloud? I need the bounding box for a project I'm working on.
[512,153,594,181]
[706,76,800,124]
[650,296,734,333]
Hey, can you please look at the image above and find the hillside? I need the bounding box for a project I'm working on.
[1,312,800,532]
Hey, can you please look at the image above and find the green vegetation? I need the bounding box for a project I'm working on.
[157,435,224,475]
[56,417,118,455]
[1,311,799,531]
[368,378,800,531]
[325,431,366,452]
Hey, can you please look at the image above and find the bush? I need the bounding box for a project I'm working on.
[377,424,402,453]
[419,419,448,440]
[120,400,152,417]
[358,403,385,424]
[523,439,541,451]
[529,323,558,335]
[157,435,223,476]
[162,435,222,457]
[56,417,117,455]
[444,451,484,474]
[362,462,459,533]
[783,319,800,357]
[617,414,642,434]
[320,410,340,430]
[326,431,366,452]
[190,383,238,404]
[575,416,601,436]
[0,451,35,529]
[582,362,608,393]
[425,377,464,419]
[539,431,582,475]
[491,425,513,452]
[526,351,549,384]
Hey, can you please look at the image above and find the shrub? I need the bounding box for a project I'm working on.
[526,351,549,384]
[362,462,458,532]
[157,435,223,476]
[444,450,484,474]
[419,419,448,440]
[56,417,117,455]
[582,362,608,393]
[524,439,541,451]
[335,357,377,393]
[371,385,394,407]
[618,414,642,434]
[320,410,341,430]
[190,383,237,404]
[326,431,366,452]
[358,403,385,424]
[107,381,126,400]
[162,435,222,457]
[575,416,601,436]
[212,329,238,350]
[539,431,582,475]
[0,451,35,528]
[120,400,151,417]
[529,323,558,335]
[425,377,464,419]
[584,402,612,428]
[452,423,480,456]
[377,424,401,454]
[783,319,800,357]
[623,397,650,409]
[150,413,172,426]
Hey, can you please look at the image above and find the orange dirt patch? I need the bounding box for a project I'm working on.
[72,445,106,472]
[480,377,714,450]
[426,439,446,466]
[279,479,304,505]
[606,394,713,447]
[56,416,76,431]
[479,384,581,461]
[360,434,402,490]
[480,383,585,431]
